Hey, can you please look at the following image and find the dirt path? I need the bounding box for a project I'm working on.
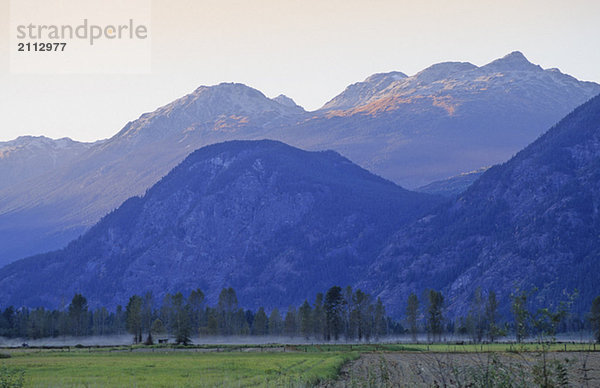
[324,351,600,387]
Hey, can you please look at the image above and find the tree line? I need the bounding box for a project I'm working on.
[1,286,599,344]
[406,288,600,344]
[0,286,396,343]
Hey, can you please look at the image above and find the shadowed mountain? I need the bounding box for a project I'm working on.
[362,94,600,317]
[0,84,306,265]
[416,167,489,198]
[0,140,442,309]
[1,52,598,265]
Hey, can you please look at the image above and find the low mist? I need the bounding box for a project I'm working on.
[1,332,595,348]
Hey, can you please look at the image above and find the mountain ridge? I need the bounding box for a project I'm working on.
[0,140,442,309]
[362,94,600,317]
[0,51,599,265]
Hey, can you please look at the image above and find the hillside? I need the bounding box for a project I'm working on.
[0,140,442,309]
[0,136,96,191]
[363,94,600,317]
[1,52,598,265]
[416,168,489,197]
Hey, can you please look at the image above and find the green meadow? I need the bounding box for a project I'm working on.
[0,347,357,387]
[0,343,597,387]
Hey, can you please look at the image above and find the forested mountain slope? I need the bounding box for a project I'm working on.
[364,94,600,317]
[0,140,442,309]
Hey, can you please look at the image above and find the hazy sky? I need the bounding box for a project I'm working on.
[1,0,599,142]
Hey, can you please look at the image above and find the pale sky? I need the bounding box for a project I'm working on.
[1,0,599,142]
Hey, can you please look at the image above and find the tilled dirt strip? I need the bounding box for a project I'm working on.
[323,351,600,387]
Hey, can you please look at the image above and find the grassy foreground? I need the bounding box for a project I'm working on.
[0,342,596,387]
[0,348,358,387]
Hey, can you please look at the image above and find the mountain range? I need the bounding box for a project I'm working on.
[0,140,442,309]
[362,94,600,317]
[417,167,489,198]
[0,136,98,191]
[2,93,600,317]
[1,51,599,267]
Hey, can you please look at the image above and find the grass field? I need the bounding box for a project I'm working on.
[1,342,598,387]
[0,348,358,387]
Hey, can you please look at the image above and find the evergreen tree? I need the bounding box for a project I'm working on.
[217,288,238,335]
[172,292,192,345]
[28,307,47,339]
[68,294,89,337]
[244,310,255,334]
[268,308,283,336]
[234,308,250,335]
[374,298,387,339]
[160,294,173,336]
[125,295,143,343]
[511,289,530,343]
[142,292,154,344]
[466,287,485,343]
[486,290,503,342]
[342,286,353,339]
[350,290,372,341]
[92,307,109,336]
[348,297,360,340]
[114,305,125,335]
[284,306,297,337]
[298,301,312,339]
[1,307,16,337]
[252,307,268,336]
[324,286,344,341]
[188,289,205,332]
[15,308,29,338]
[406,293,419,342]
[312,293,325,340]
[150,318,166,336]
[426,290,444,342]
[205,308,218,335]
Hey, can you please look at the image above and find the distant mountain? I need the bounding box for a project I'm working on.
[272,94,305,112]
[416,167,489,197]
[293,51,600,188]
[321,71,408,111]
[0,136,96,191]
[0,140,442,309]
[0,83,306,266]
[1,52,599,265]
[362,95,600,317]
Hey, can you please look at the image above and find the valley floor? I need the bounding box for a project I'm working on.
[1,343,599,387]
[326,351,600,387]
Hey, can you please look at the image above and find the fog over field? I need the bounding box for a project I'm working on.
[1,333,597,348]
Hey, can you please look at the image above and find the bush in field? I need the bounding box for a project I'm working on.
[532,358,570,388]
[462,354,529,387]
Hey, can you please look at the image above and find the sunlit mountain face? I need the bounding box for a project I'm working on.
[0,52,598,266]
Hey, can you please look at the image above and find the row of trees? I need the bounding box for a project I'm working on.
[2,287,599,344]
[0,295,126,340]
[0,286,395,343]
[407,288,600,344]
[125,286,393,344]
